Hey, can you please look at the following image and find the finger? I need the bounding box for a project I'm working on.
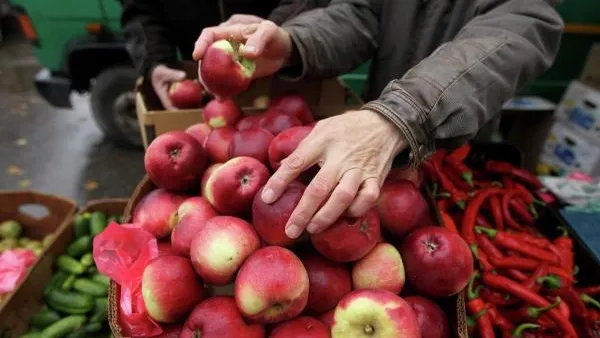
[261,138,321,204]
[162,69,186,82]
[306,168,362,234]
[156,87,176,111]
[193,24,258,60]
[240,20,278,58]
[285,164,339,239]
[346,177,381,217]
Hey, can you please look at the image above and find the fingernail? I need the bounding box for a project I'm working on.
[261,188,275,203]
[243,45,257,54]
[285,224,302,239]
[306,222,319,234]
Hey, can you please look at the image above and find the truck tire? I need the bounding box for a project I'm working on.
[90,66,142,148]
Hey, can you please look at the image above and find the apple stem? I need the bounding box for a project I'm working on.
[193,329,202,338]
[475,226,497,238]
[364,324,375,335]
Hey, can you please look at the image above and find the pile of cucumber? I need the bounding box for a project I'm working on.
[20,211,119,338]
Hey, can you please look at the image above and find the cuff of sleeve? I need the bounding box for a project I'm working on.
[362,89,435,168]
[277,26,309,82]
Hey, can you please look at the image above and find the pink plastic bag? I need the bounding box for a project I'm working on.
[0,248,37,294]
[93,221,162,337]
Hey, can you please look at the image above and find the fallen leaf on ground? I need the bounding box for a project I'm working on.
[18,179,31,188]
[14,138,27,147]
[6,165,24,176]
[85,180,99,191]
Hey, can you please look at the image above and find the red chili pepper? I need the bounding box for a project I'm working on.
[432,159,467,209]
[471,245,494,272]
[505,268,529,282]
[444,155,474,187]
[467,273,495,338]
[485,161,544,190]
[502,176,515,189]
[502,191,529,230]
[580,285,600,297]
[476,227,561,265]
[461,187,504,244]
[477,234,503,258]
[421,160,438,182]
[553,227,574,273]
[488,255,575,284]
[522,264,548,293]
[448,143,471,163]
[487,303,515,330]
[482,273,577,337]
[440,211,458,233]
[509,199,536,223]
[436,199,449,212]
[511,233,551,248]
[444,165,472,191]
[477,214,495,228]
[480,287,519,306]
[556,297,571,319]
[490,196,504,230]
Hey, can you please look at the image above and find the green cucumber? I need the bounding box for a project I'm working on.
[90,212,107,237]
[79,253,94,268]
[73,278,107,297]
[65,236,91,258]
[44,271,69,296]
[91,273,110,287]
[41,315,87,338]
[60,275,77,290]
[72,215,90,239]
[56,256,85,275]
[89,298,108,323]
[29,309,61,329]
[45,289,94,314]
[86,266,98,274]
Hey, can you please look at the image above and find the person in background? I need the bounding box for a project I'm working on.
[120,0,326,109]
[193,0,563,239]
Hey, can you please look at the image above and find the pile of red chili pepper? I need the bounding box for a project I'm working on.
[421,144,600,338]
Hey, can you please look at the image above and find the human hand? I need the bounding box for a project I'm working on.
[193,21,292,80]
[260,110,407,239]
[219,14,264,26]
[151,65,186,110]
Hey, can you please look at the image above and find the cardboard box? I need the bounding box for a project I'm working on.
[554,81,600,141]
[0,198,128,338]
[0,191,78,337]
[136,64,361,148]
[537,121,600,176]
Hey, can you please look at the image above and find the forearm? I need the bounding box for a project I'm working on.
[279,0,378,80]
[364,0,563,167]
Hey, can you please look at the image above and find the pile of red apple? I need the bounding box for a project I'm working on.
[133,87,475,337]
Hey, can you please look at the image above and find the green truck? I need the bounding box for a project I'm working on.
[9,0,600,148]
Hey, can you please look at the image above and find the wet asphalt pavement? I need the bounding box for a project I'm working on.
[0,34,145,205]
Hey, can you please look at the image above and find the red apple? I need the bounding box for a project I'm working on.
[269,93,314,124]
[301,252,352,313]
[200,39,255,98]
[132,189,188,238]
[201,163,222,195]
[171,197,218,256]
[269,316,330,338]
[319,310,335,328]
[259,110,302,136]
[377,179,428,238]
[400,226,474,297]
[252,181,305,246]
[168,79,203,109]
[202,98,242,128]
[190,216,260,285]
[352,242,405,294]
[385,168,424,188]
[311,209,380,263]
[185,123,212,146]
[157,241,178,257]
[268,126,313,170]
[180,296,264,338]
[203,126,236,163]
[155,324,182,338]
[236,114,263,130]
[405,296,451,338]
[142,255,204,323]
[144,131,206,191]
[331,289,420,338]
[235,246,309,323]
[229,128,274,165]
[203,156,269,215]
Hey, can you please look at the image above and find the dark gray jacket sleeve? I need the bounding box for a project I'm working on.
[363,0,563,166]
[280,0,379,79]
[268,0,332,25]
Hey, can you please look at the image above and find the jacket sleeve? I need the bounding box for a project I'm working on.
[121,0,178,77]
[280,0,379,79]
[362,0,563,167]
[268,0,331,25]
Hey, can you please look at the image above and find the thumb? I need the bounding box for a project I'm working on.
[163,68,187,81]
[240,20,278,58]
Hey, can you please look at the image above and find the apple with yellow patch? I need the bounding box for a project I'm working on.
[190,216,260,285]
[235,246,309,323]
[352,242,406,294]
[331,289,420,338]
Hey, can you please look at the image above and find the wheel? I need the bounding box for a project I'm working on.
[90,66,142,148]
